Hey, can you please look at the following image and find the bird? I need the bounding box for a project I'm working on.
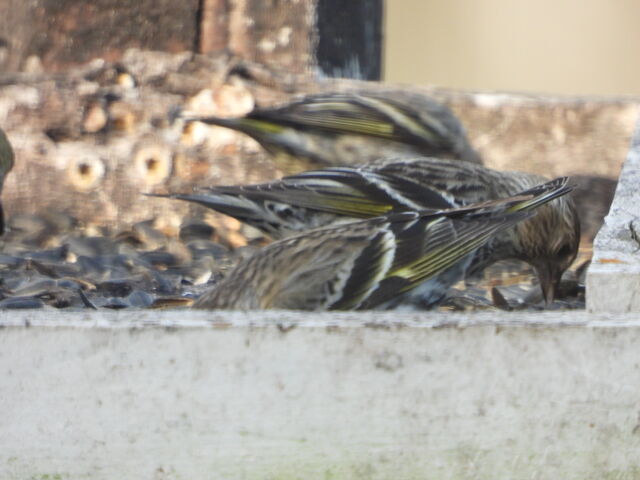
[193,178,573,310]
[151,157,580,304]
[0,128,15,235]
[182,90,482,172]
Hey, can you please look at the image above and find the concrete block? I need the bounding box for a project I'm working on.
[587,116,640,313]
[2,310,640,479]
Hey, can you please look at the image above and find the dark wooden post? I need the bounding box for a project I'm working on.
[0,0,384,79]
[315,0,383,80]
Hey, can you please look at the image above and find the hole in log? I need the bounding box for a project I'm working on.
[133,142,172,186]
[78,163,91,176]
[67,157,105,191]
[145,157,158,172]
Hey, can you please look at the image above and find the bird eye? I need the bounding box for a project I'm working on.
[557,243,573,257]
[280,207,294,218]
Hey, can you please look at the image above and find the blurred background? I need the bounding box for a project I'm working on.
[0,0,635,309]
[3,0,640,93]
[0,0,635,243]
[385,0,640,96]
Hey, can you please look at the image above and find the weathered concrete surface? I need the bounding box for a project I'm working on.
[587,117,640,313]
[2,310,640,480]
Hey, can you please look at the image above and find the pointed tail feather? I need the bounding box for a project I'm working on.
[145,192,268,224]
[182,114,284,136]
[506,176,574,212]
[414,176,574,220]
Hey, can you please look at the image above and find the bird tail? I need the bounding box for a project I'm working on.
[182,114,284,138]
[434,176,574,219]
[504,176,574,212]
[145,191,290,238]
[146,191,262,220]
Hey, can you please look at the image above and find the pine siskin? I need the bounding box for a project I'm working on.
[183,90,481,172]
[0,128,15,235]
[153,157,580,303]
[193,178,573,310]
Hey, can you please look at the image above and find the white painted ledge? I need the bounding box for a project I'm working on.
[2,310,640,480]
[587,115,640,313]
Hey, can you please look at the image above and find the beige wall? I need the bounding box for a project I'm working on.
[384,0,640,96]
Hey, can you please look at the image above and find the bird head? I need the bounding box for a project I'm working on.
[515,194,580,304]
[0,128,15,235]
[0,128,14,186]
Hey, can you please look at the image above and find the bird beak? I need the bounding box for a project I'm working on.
[535,263,561,305]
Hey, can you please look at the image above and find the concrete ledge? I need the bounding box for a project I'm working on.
[3,310,640,480]
[587,116,640,313]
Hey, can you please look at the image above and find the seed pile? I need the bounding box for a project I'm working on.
[0,211,587,311]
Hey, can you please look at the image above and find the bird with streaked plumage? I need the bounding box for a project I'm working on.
[0,128,15,235]
[182,90,481,172]
[151,158,580,304]
[192,178,573,310]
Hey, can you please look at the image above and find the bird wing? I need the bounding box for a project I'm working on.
[260,209,522,311]
[207,167,455,218]
[350,210,531,309]
[265,223,395,310]
[250,93,400,137]
[502,176,573,212]
[350,177,571,309]
[249,92,459,148]
[194,176,572,310]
